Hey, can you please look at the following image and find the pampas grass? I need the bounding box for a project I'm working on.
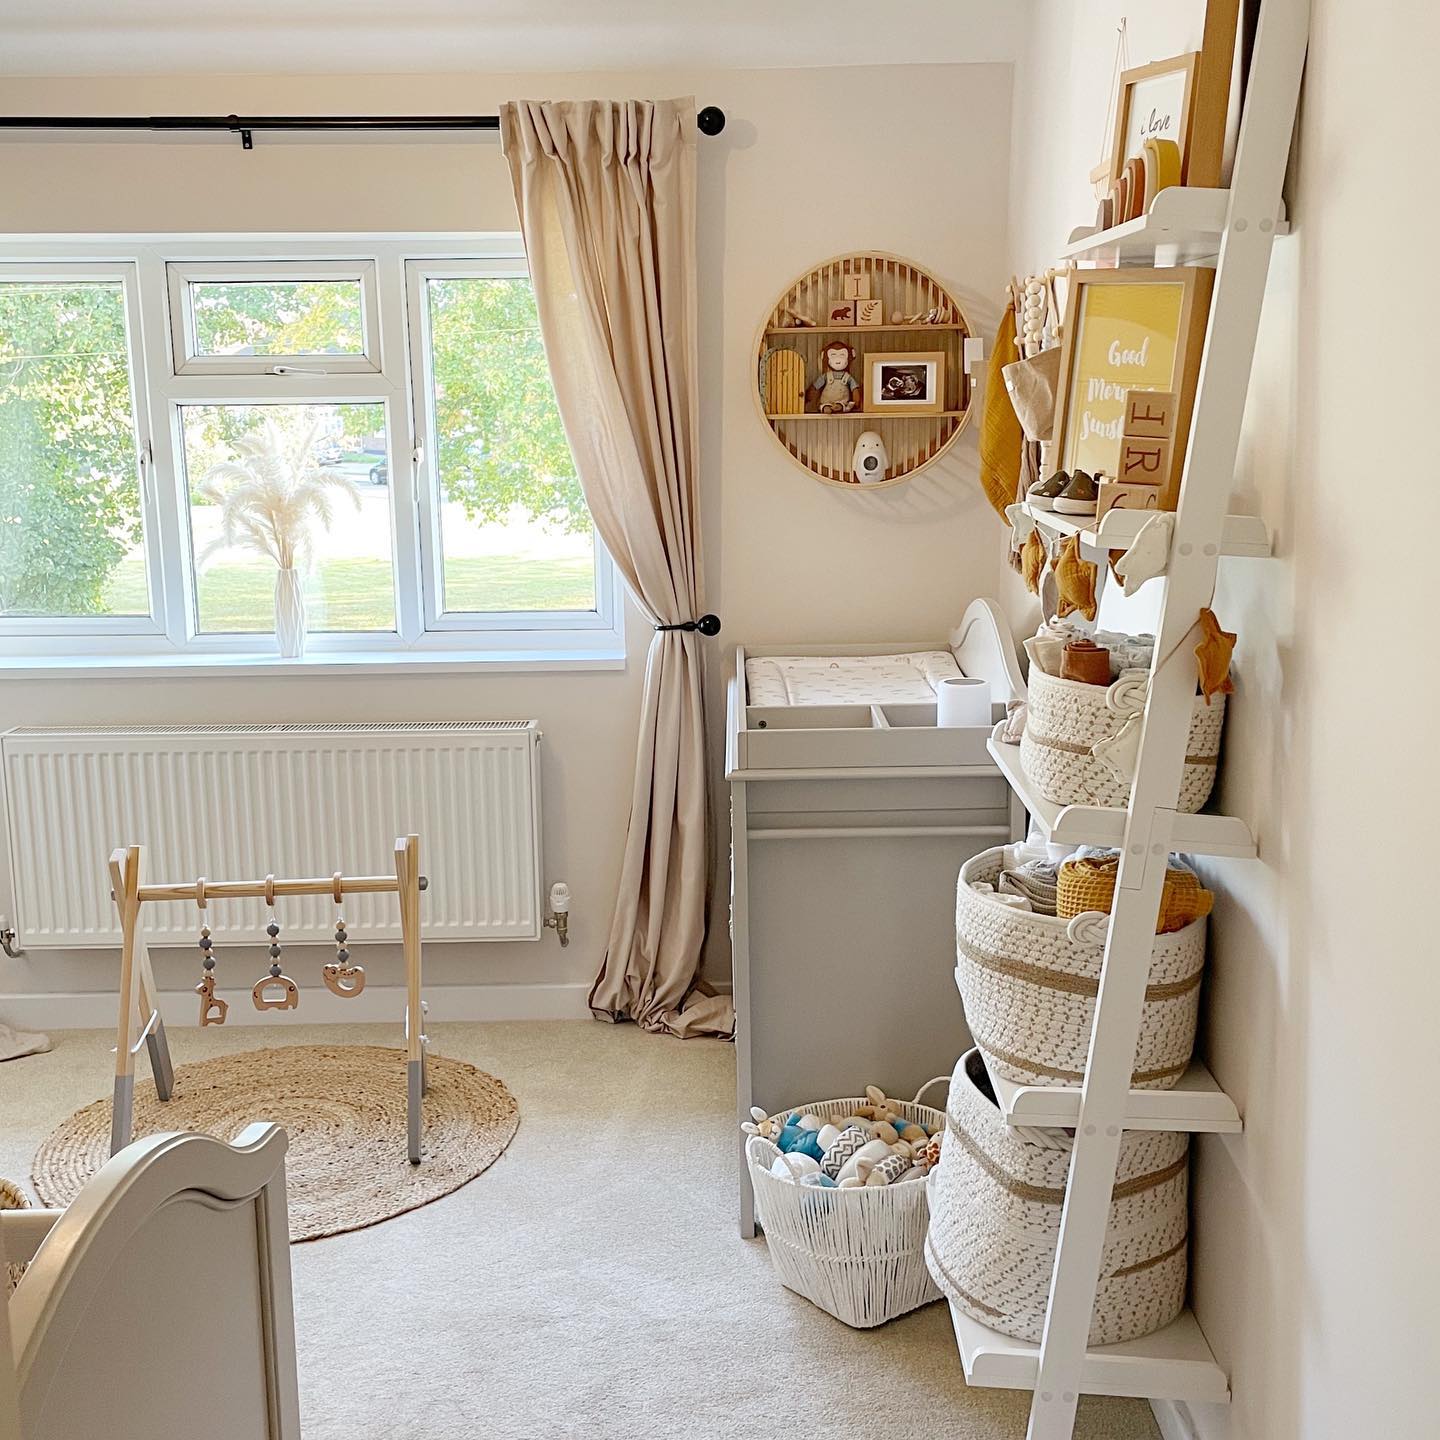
[198,417,358,573]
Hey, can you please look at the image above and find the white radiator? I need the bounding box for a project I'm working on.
[0,721,542,948]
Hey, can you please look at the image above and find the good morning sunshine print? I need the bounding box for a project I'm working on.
[1063,282,1184,478]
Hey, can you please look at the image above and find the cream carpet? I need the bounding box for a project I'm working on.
[0,1021,1159,1440]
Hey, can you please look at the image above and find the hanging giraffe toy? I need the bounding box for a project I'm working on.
[193,877,228,1026]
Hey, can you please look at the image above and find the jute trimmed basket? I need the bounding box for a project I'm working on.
[924,1050,1188,1346]
[1020,664,1225,810]
[747,1082,947,1329]
[956,848,1206,1090]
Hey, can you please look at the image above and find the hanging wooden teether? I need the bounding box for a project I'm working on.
[252,874,299,1011]
[193,876,228,1027]
[322,870,366,997]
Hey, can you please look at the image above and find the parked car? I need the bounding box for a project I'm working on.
[369,460,388,485]
[314,439,343,465]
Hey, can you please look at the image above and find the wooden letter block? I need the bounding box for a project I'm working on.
[855,298,884,326]
[826,300,857,325]
[841,273,872,301]
[1117,434,1172,486]
[1097,480,1164,520]
[1123,389,1178,439]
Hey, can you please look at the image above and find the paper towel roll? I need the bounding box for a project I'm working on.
[936,676,991,728]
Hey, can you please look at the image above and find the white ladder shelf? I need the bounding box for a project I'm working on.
[967,3,1310,1436]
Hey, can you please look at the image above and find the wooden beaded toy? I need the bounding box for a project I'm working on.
[107,834,431,1163]
[193,877,229,1027]
[322,870,366,997]
[252,875,300,1011]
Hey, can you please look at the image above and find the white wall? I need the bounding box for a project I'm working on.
[0,63,1015,1013]
[1008,4,1439,1437]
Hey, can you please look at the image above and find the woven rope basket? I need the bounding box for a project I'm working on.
[924,1050,1188,1346]
[747,1082,947,1328]
[2,1176,30,1295]
[1020,665,1225,811]
[955,849,1205,1089]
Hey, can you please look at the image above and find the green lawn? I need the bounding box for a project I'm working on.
[102,554,595,631]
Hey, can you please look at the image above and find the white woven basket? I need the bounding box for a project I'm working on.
[747,1081,947,1329]
[925,1050,1188,1346]
[1020,664,1225,810]
[955,848,1205,1090]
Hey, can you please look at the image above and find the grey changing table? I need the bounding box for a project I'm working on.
[728,597,1027,1234]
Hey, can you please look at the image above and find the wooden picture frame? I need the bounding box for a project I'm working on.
[1188,0,1243,190]
[864,350,946,416]
[1109,53,1199,187]
[1050,267,1215,511]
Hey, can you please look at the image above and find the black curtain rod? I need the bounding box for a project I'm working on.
[0,106,726,150]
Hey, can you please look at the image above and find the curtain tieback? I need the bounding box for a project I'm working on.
[654,614,722,636]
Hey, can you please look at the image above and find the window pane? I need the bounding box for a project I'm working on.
[0,279,148,618]
[423,276,595,613]
[180,403,394,633]
[189,280,364,358]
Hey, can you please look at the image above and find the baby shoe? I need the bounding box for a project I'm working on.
[1026,471,1070,511]
[1052,469,1099,515]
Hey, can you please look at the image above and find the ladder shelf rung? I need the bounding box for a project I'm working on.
[960,1035,1242,1134]
[986,734,1256,859]
[948,1302,1230,1405]
[1022,500,1271,561]
[1062,184,1289,267]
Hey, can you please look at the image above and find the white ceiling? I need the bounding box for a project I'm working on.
[0,0,1028,77]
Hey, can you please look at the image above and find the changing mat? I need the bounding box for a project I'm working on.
[745,651,963,706]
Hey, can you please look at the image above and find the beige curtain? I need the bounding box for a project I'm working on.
[500,98,731,1039]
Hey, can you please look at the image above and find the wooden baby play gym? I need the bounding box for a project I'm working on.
[107,834,432,1164]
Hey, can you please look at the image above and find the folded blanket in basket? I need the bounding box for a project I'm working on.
[997,859,1060,915]
[1057,854,1214,933]
[1031,623,1156,681]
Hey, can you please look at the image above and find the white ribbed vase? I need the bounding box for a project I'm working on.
[274,567,308,658]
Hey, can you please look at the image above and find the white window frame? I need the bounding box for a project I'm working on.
[405,257,620,636]
[0,235,625,672]
[166,260,382,376]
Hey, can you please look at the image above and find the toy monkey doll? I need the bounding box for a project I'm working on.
[810,340,861,413]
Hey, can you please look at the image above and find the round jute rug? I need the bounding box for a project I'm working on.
[31,1045,519,1242]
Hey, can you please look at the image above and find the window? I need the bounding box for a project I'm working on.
[0,270,151,626]
[0,239,620,667]
[407,264,597,626]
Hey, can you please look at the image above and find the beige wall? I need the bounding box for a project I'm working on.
[0,64,1015,1008]
[1009,4,1438,1437]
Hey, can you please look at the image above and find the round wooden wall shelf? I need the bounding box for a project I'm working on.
[754,252,974,489]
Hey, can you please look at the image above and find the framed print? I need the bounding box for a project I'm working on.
[1050,267,1215,510]
[865,351,946,415]
[1109,53,1198,186]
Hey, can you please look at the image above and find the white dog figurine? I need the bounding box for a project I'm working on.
[852,430,889,484]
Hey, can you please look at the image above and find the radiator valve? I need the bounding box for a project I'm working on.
[543,882,570,947]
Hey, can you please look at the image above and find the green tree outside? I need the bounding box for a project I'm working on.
[0,281,144,616]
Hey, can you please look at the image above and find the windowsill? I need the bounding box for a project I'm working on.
[0,646,627,680]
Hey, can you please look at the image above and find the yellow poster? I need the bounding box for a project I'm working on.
[1062,282,1184,478]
